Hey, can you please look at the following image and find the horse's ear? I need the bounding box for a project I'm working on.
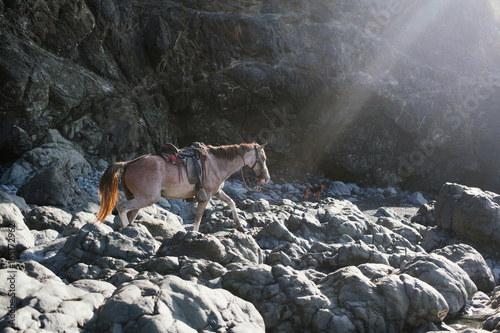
[258,143,267,150]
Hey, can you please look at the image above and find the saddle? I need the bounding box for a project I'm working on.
[159,142,208,202]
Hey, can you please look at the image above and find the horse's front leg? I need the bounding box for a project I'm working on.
[193,200,210,232]
[214,190,244,232]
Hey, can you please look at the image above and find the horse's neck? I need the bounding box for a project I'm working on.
[211,150,252,181]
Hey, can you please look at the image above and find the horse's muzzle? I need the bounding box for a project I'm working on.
[259,175,270,184]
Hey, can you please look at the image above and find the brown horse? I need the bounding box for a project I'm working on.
[95,143,270,232]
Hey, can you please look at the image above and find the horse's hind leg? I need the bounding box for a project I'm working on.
[116,196,158,228]
[122,188,140,227]
[215,191,244,232]
[127,210,140,224]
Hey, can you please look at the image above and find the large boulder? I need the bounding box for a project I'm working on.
[433,244,495,293]
[97,274,265,333]
[16,164,89,207]
[159,230,264,265]
[398,253,477,316]
[1,130,90,188]
[435,183,500,252]
[24,206,73,233]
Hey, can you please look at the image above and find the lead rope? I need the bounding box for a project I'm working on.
[224,156,261,192]
[241,167,261,192]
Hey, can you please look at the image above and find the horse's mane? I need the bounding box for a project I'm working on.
[205,143,256,160]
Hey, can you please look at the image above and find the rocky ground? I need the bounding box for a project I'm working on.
[1,166,500,332]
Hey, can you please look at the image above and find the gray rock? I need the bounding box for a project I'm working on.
[31,229,61,246]
[97,159,108,169]
[103,224,161,260]
[177,257,227,284]
[321,266,449,329]
[483,312,500,331]
[411,202,437,226]
[133,256,180,276]
[409,192,428,205]
[0,188,29,211]
[240,198,271,212]
[0,203,34,259]
[357,263,395,279]
[280,183,296,193]
[24,206,72,233]
[304,240,391,272]
[98,275,265,332]
[20,237,67,263]
[48,222,160,276]
[374,207,401,219]
[256,220,303,246]
[62,211,96,236]
[420,227,457,253]
[0,266,115,331]
[433,244,495,293]
[178,202,197,221]
[435,183,500,252]
[155,198,171,210]
[330,181,351,196]
[223,263,306,330]
[223,262,449,332]
[461,291,495,322]
[267,242,308,268]
[136,216,184,241]
[377,217,422,246]
[136,203,183,224]
[17,164,89,207]
[1,129,90,188]
[0,259,63,285]
[399,253,477,316]
[160,230,263,265]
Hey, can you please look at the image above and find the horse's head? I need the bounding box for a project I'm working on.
[249,143,271,184]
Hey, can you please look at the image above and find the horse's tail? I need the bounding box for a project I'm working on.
[95,162,128,223]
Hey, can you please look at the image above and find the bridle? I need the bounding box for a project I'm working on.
[240,146,267,191]
[249,146,266,180]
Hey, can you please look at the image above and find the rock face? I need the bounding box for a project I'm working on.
[1,0,500,192]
